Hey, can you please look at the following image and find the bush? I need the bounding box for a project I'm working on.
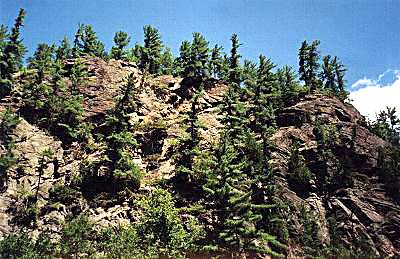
[136,188,203,257]
[60,214,95,258]
[114,154,143,190]
[287,142,312,195]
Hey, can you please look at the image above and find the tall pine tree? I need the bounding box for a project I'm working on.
[140,25,162,74]
[110,31,130,61]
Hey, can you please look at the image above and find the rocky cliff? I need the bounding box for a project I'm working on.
[0,58,398,257]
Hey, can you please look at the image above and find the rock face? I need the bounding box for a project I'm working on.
[273,94,399,256]
[0,58,399,257]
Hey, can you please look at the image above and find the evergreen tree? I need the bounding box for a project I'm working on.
[320,55,336,93]
[333,57,348,101]
[276,65,299,104]
[159,47,175,75]
[126,42,142,63]
[178,40,192,78]
[72,24,105,58]
[174,88,203,182]
[56,37,73,61]
[0,25,8,62]
[140,25,162,74]
[298,40,320,92]
[27,43,56,73]
[307,40,321,91]
[1,8,26,78]
[287,141,312,195]
[251,55,276,132]
[0,108,20,188]
[105,73,143,190]
[203,87,285,254]
[242,59,257,86]
[110,31,130,60]
[228,33,242,86]
[189,32,209,80]
[0,9,26,98]
[209,44,224,78]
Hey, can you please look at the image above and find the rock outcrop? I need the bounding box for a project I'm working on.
[272,94,399,256]
[0,58,398,257]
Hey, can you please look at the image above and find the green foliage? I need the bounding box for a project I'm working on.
[113,149,143,189]
[320,55,349,100]
[189,32,210,79]
[228,33,242,86]
[0,108,20,187]
[140,25,163,74]
[371,106,400,145]
[287,141,312,195]
[378,147,400,201]
[209,44,224,78]
[177,40,192,77]
[276,65,300,104]
[27,43,56,73]
[56,37,73,61]
[110,31,130,60]
[0,9,26,97]
[299,204,321,256]
[173,88,204,182]
[298,40,320,92]
[72,24,106,58]
[22,59,87,142]
[178,33,210,80]
[136,188,202,256]
[159,47,175,75]
[60,214,95,257]
[0,233,37,259]
[102,73,143,191]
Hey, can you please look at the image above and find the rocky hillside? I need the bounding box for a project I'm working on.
[0,58,399,257]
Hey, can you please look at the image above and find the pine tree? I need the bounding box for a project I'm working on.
[307,40,321,91]
[0,9,26,98]
[298,40,308,86]
[27,43,56,73]
[242,59,257,86]
[159,47,175,75]
[320,55,336,93]
[228,33,242,87]
[276,65,299,104]
[140,25,162,74]
[178,40,192,78]
[203,91,285,254]
[105,73,143,190]
[110,31,130,60]
[1,8,26,78]
[287,141,312,194]
[298,40,320,92]
[189,32,209,80]
[72,24,105,58]
[126,42,142,63]
[174,88,203,182]
[0,25,8,62]
[209,44,224,78]
[332,57,348,101]
[251,55,276,132]
[0,108,20,188]
[56,37,73,61]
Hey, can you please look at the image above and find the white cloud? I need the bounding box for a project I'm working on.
[350,70,400,121]
[351,77,376,89]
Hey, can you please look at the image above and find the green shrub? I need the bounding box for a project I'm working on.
[49,183,82,204]
[114,150,143,190]
[136,188,203,257]
[60,214,95,258]
[287,142,312,195]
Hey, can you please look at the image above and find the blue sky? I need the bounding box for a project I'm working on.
[1,0,400,117]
